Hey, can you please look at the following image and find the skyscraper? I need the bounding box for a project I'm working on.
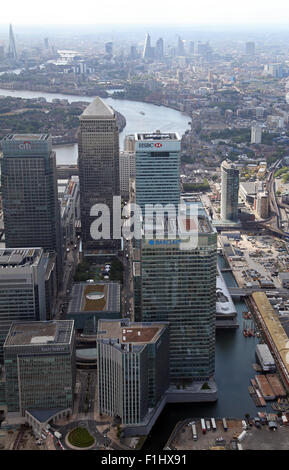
[140,208,217,384]
[1,134,63,283]
[245,41,255,55]
[130,45,138,59]
[7,24,17,60]
[189,41,195,55]
[220,160,240,222]
[143,33,153,60]
[155,38,164,60]
[251,124,262,144]
[78,97,120,250]
[177,36,185,56]
[134,131,181,213]
[105,42,113,55]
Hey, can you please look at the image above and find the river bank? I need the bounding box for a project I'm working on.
[0,94,126,145]
[0,88,190,159]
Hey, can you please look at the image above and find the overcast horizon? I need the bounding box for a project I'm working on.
[2,0,289,27]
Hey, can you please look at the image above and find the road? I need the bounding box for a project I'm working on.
[123,237,134,321]
[54,240,79,320]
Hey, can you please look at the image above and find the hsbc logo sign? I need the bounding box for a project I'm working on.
[139,142,163,149]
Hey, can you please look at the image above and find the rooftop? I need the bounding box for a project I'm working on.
[80,97,114,119]
[2,134,49,142]
[135,131,180,141]
[68,282,120,313]
[97,319,167,346]
[0,248,43,267]
[4,320,74,347]
[252,292,289,377]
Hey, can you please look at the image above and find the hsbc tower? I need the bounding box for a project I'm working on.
[134,131,181,213]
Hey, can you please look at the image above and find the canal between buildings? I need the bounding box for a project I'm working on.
[143,256,266,450]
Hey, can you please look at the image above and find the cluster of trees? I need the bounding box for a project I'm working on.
[109,258,124,284]
[183,178,210,192]
[74,261,95,282]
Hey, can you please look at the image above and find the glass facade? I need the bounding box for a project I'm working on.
[3,321,75,415]
[78,100,120,250]
[220,160,239,222]
[1,135,63,283]
[97,321,169,425]
[135,148,180,213]
[141,230,217,384]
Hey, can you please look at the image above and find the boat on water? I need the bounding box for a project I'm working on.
[140,111,145,115]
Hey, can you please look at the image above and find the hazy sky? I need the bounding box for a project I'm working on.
[2,0,289,26]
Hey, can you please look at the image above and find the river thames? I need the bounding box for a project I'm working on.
[0,87,265,449]
[0,87,191,163]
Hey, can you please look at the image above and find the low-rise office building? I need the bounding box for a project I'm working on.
[3,320,76,425]
[97,319,169,435]
[67,282,121,333]
[0,248,47,361]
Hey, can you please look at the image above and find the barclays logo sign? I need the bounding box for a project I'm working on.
[149,239,181,246]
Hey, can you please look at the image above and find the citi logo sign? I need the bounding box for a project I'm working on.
[18,142,31,150]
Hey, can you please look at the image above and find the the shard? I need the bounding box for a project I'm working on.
[143,33,153,59]
[8,24,17,60]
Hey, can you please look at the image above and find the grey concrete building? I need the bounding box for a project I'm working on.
[119,151,135,199]
[78,97,120,252]
[97,319,169,433]
[1,134,63,284]
[220,160,239,222]
[0,248,47,361]
[3,320,75,424]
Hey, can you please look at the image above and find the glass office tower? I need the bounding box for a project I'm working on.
[4,320,75,416]
[78,97,120,251]
[140,209,217,384]
[1,134,63,283]
[135,132,181,214]
[220,160,239,222]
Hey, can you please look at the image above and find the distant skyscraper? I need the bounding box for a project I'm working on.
[130,45,138,59]
[177,36,185,56]
[44,37,49,50]
[105,41,113,55]
[134,131,181,213]
[140,208,217,384]
[7,24,17,60]
[1,134,63,283]
[143,33,153,60]
[189,41,195,55]
[155,38,164,60]
[220,160,240,222]
[245,41,255,55]
[78,97,120,250]
[251,124,262,144]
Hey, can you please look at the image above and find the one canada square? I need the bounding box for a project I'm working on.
[78,97,120,251]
